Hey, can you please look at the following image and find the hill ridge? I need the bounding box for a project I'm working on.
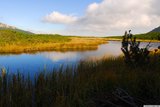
[150,26,160,33]
[0,22,17,29]
[0,22,33,34]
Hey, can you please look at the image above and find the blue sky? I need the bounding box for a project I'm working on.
[0,0,160,36]
[0,0,101,34]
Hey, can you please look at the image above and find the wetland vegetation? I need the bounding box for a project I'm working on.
[0,29,160,107]
[0,29,107,53]
[1,55,160,107]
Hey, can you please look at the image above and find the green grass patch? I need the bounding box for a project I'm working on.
[0,29,70,46]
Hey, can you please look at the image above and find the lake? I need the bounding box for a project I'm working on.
[0,41,159,76]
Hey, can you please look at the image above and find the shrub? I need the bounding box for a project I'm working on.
[121,30,150,66]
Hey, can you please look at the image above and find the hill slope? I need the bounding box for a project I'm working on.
[0,22,33,34]
[107,27,160,40]
[0,22,16,29]
[150,26,160,33]
[106,32,160,40]
[0,29,70,45]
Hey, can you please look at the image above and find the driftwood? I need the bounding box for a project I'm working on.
[113,88,138,107]
[92,87,149,107]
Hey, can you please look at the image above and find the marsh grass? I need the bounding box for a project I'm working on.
[0,30,107,53]
[0,56,160,107]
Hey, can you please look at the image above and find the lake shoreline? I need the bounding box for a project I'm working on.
[106,38,160,43]
[1,38,160,54]
[0,29,108,53]
[0,36,107,53]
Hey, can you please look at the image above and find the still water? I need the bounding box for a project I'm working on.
[0,41,159,76]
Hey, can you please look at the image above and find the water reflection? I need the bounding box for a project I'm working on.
[0,41,159,76]
[42,41,122,62]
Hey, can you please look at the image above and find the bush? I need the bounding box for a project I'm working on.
[121,30,150,66]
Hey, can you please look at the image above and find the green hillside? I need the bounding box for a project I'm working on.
[0,22,33,34]
[0,27,33,34]
[150,26,160,33]
[135,32,160,40]
[107,32,160,40]
[0,29,70,45]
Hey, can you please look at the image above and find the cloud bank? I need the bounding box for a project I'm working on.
[43,0,160,36]
[43,11,77,24]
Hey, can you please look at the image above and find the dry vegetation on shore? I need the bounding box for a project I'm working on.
[0,30,107,53]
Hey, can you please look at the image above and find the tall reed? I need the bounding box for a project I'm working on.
[0,56,160,107]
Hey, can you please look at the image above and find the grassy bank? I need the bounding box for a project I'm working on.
[1,56,160,107]
[0,30,107,53]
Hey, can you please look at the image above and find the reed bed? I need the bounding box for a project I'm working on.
[0,30,107,53]
[0,56,160,107]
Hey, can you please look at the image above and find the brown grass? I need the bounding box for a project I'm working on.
[0,37,107,53]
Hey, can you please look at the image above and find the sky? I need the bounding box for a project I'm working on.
[0,0,160,36]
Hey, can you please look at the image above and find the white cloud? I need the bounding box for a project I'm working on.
[43,11,78,24]
[43,52,78,62]
[87,2,99,13]
[43,0,160,36]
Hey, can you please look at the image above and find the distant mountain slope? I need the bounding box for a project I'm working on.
[134,32,160,40]
[136,26,160,40]
[0,22,33,34]
[106,27,160,40]
[150,26,160,33]
[0,22,16,29]
[107,32,160,40]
